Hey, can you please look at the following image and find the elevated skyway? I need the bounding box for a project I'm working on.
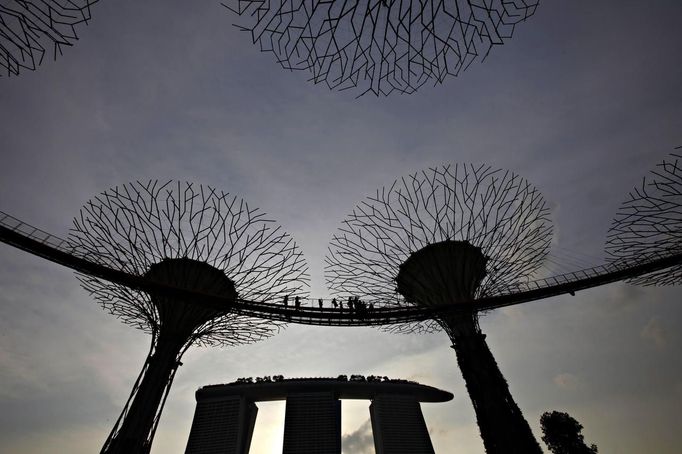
[2,209,681,327]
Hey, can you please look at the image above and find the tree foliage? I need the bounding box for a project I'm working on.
[540,411,598,454]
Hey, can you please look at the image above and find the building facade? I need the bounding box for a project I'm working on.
[184,395,257,454]
[184,376,452,454]
[370,394,435,454]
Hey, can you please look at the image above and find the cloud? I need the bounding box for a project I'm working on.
[342,419,375,454]
[609,284,645,310]
[0,344,51,399]
[640,317,667,349]
[429,425,453,437]
[553,372,580,390]
[499,306,527,323]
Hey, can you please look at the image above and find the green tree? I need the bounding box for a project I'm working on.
[540,411,598,454]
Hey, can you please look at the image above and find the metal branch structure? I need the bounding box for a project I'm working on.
[2,173,682,453]
[226,0,539,96]
[1,203,680,326]
[325,164,551,453]
[606,152,682,286]
[66,180,309,454]
[1,0,98,77]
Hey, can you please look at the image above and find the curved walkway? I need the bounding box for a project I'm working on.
[1,210,680,327]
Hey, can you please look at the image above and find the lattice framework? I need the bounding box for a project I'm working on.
[1,0,98,77]
[606,152,682,286]
[70,180,309,345]
[325,163,552,333]
[226,0,539,96]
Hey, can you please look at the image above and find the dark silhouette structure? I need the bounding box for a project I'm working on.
[185,375,452,454]
[226,0,539,97]
[2,205,680,328]
[540,411,598,454]
[606,152,682,286]
[66,181,309,454]
[0,204,682,332]
[2,175,682,452]
[325,164,551,453]
[1,0,98,77]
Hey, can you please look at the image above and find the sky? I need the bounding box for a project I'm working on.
[0,1,681,453]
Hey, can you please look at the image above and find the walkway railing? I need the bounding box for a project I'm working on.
[1,210,680,327]
[0,210,72,254]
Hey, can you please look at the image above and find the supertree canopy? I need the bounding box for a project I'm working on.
[226,0,539,96]
[325,164,552,453]
[606,152,682,286]
[68,180,309,454]
[1,0,99,77]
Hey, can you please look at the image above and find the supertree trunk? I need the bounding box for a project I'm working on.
[101,334,186,454]
[444,315,542,454]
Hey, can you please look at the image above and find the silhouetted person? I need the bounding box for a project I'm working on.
[348,297,354,311]
[294,296,301,309]
[283,295,289,306]
[355,299,366,318]
[368,302,374,311]
[332,298,338,308]
[318,298,323,308]
[353,296,362,317]
[540,411,598,454]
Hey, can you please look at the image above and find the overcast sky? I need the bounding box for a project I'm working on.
[1,1,681,453]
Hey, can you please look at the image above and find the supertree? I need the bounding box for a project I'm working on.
[325,164,551,453]
[1,0,98,77]
[605,152,682,286]
[67,180,309,454]
[225,0,539,96]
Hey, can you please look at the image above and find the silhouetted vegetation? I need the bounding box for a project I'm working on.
[541,411,598,454]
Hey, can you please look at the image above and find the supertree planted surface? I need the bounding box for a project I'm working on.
[606,152,682,286]
[325,164,551,453]
[0,0,99,77]
[226,0,539,97]
[67,180,309,454]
